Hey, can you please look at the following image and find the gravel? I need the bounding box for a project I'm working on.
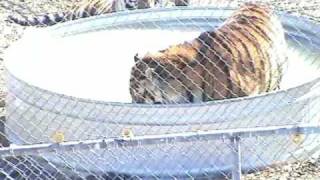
[0,0,320,179]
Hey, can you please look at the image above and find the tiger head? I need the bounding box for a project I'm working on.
[130,51,196,104]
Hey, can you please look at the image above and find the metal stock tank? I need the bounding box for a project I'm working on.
[4,7,320,178]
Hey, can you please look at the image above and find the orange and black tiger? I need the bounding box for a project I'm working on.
[130,3,287,104]
[7,0,155,26]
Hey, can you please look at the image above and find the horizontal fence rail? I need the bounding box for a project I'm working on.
[1,0,320,179]
[1,124,320,157]
[1,124,320,180]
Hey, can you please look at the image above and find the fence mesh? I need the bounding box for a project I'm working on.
[1,0,320,179]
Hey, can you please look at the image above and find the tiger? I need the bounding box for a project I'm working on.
[174,0,189,6]
[7,0,155,26]
[130,3,288,104]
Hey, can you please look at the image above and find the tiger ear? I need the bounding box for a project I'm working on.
[134,53,140,63]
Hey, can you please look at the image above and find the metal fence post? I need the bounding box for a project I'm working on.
[231,136,241,180]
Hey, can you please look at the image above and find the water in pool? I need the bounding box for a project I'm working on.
[5,28,320,102]
[282,39,320,89]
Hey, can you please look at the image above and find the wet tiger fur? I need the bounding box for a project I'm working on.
[7,0,154,26]
[130,3,287,104]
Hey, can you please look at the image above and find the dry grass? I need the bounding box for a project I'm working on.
[0,0,319,179]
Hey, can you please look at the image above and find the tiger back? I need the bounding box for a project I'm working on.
[130,3,287,104]
[7,0,154,26]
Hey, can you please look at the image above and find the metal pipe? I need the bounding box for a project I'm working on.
[0,124,319,157]
[231,136,241,180]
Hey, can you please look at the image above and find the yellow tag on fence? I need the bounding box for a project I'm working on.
[121,128,134,139]
[51,131,65,143]
[292,133,305,145]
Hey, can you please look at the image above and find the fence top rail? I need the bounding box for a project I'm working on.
[1,124,319,157]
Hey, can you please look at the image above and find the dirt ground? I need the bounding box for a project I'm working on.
[0,0,320,179]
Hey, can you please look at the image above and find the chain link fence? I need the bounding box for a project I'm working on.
[0,0,320,179]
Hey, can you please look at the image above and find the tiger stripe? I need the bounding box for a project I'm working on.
[227,22,268,93]
[130,3,288,104]
[7,0,189,27]
[7,0,154,26]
